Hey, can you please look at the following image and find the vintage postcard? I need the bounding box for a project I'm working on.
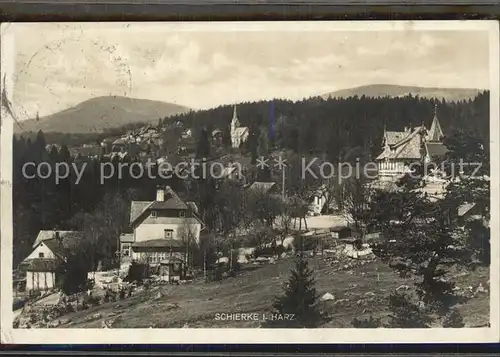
[1,21,499,344]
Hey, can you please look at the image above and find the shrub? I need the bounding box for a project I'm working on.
[385,293,432,328]
[442,308,465,328]
[351,316,382,328]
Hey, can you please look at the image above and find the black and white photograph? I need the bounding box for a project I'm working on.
[0,21,498,344]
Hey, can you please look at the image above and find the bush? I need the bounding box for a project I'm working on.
[442,309,465,328]
[85,294,101,307]
[124,261,149,283]
[351,316,382,328]
[385,293,432,328]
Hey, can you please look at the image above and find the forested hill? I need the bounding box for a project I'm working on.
[170,91,490,161]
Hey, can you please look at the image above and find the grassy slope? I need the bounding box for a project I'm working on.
[59,258,489,329]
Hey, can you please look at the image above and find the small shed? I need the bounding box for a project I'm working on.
[330,226,352,239]
[159,257,185,283]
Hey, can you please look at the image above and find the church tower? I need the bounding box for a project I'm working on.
[427,103,444,142]
[231,105,239,134]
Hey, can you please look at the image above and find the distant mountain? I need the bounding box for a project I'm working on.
[321,84,484,102]
[16,96,191,134]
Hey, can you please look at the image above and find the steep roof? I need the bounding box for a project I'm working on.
[377,126,425,161]
[32,230,83,249]
[42,236,82,259]
[427,111,444,142]
[385,131,409,146]
[129,186,195,226]
[248,181,278,194]
[234,127,248,137]
[425,142,448,159]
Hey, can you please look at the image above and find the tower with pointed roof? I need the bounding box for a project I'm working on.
[376,103,448,181]
[426,103,444,142]
[230,105,249,148]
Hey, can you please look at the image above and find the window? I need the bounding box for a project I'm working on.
[38,252,44,258]
[122,243,131,257]
[151,210,157,218]
[164,229,174,239]
[179,210,185,218]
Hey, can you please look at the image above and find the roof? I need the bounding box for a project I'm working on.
[24,258,59,272]
[248,181,277,194]
[131,239,184,249]
[425,142,448,159]
[385,131,409,146]
[129,186,195,226]
[330,225,351,232]
[458,202,477,217]
[33,230,83,249]
[120,233,135,243]
[376,126,425,161]
[160,257,185,265]
[427,113,444,142]
[234,127,249,137]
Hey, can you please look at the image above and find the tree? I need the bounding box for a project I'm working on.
[341,175,373,237]
[196,128,211,159]
[370,172,472,318]
[268,256,325,327]
[56,239,93,295]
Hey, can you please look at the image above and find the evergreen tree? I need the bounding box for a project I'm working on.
[269,256,324,327]
[196,128,211,159]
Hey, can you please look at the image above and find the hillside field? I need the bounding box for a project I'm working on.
[56,257,490,329]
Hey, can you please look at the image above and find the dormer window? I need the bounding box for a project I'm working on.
[179,211,186,218]
[151,210,157,218]
[39,252,45,258]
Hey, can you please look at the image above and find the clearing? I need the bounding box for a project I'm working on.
[57,257,490,329]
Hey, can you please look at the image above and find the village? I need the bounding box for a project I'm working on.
[11,100,491,329]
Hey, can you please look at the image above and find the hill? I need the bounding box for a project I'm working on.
[15,96,191,134]
[321,84,484,102]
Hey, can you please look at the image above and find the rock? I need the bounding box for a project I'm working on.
[334,298,349,305]
[92,313,102,319]
[320,293,335,301]
[153,292,163,300]
[47,319,60,328]
[475,283,487,293]
[182,323,189,328]
[396,284,410,291]
[364,291,376,297]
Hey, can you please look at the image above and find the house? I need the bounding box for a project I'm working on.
[20,230,83,292]
[120,186,204,266]
[182,128,193,139]
[308,185,328,216]
[247,181,279,195]
[230,105,249,148]
[376,104,448,180]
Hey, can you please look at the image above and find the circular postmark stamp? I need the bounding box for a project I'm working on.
[14,31,133,121]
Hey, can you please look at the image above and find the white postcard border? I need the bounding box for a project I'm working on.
[1,20,499,344]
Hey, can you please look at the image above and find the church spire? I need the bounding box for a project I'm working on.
[427,103,444,142]
[232,105,238,121]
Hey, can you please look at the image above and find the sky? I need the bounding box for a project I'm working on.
[6,22,491,120]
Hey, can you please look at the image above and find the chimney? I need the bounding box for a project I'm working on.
[54,230,61,242]
[404,126,409,133]
[156,186,165,202]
